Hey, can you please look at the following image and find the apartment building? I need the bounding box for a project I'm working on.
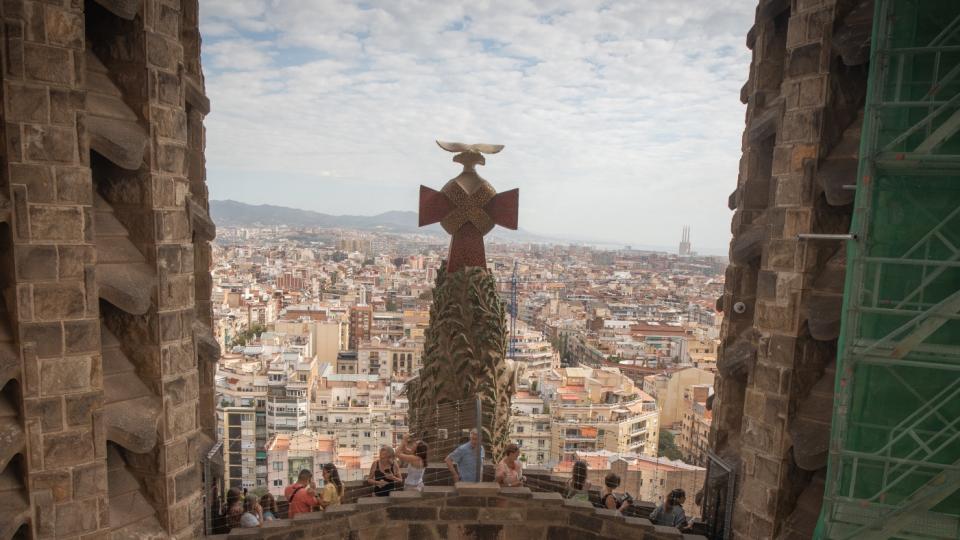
[511,392,553,467]
[310,365,406,457]
[642,367,715,429]
[348,305,373,349]
[265,430,338,498]
[541,367,660,461]
[357,337,423,380]
[677,384,713,466]
[223,407,258,491]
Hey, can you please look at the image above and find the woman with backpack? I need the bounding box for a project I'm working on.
[564,460,592,502]
[602,473,632,513]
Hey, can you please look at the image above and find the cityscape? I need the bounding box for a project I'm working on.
[211,219,725,507]
[0,1,955,539]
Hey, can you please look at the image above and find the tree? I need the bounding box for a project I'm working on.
[232,323,267,347]
[658,430,683,461]
[331,251,347,262]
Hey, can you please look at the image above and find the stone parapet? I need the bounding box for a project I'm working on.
[221,484,700,540]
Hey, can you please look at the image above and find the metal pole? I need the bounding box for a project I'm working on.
[475,396,482,482]
[203,451,211,535]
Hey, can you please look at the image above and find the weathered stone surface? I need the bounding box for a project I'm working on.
[28,205,84,241]
[44,7,84,49]
[65,392,101,426]
[789,362,836,470]
[40,356,91,394]
[23,43,73,84]
[184,74,210,114]
[832,0,874,66]
[187,196,216,241]
[93,0,140,19]
[107,446,166,534]
[16,244,58,280]
[6,83,49,123]
[33,281,86,321]
[43,429,94,468]
[806,248,845,341]
[101,327,161,453]
[25,397,62,431]
[23,124,77,163]
[730,221,766,264]
[54,498,99,536]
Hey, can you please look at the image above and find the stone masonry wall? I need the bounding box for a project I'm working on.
[215,483,699,540]
[711,0,870,539]
[0,1,215,538]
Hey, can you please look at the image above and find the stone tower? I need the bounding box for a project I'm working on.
[710,1,871,539]
[0,1,216,538]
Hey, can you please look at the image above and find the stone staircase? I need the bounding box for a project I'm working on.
[106,445,167,539]
[101,327,162,454]
[214,483,706,540]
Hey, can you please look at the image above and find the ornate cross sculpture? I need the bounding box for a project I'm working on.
[419,141,519,273]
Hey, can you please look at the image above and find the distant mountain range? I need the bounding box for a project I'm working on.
[209,199,727,255]
[210,200,425,232]
[209,200,550,242]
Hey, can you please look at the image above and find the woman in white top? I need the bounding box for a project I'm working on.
[495,443,524,487]
[397,439,428,491]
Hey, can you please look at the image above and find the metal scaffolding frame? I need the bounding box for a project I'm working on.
[818,1,960,539]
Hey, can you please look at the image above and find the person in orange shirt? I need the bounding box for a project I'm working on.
[284,469,320,518]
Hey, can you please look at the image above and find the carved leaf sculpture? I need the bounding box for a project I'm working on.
[407,263,515,463]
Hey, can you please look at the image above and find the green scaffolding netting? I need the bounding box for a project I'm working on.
[817,1,960,539]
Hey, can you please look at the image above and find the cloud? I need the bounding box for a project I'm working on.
[198,0,755,253]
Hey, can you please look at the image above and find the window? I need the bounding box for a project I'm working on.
[532,408,539,414]
[272,462,283,471]
[380,431,386,437]
[364,432,371,438]
[273,479,282,487]
[516,426,524,433]
[538,440,545,448]
[537,453,544,461]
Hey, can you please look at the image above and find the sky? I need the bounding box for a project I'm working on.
[199,0,755,254]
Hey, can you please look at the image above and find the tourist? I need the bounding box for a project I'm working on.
[284,469,320,518]
[650,488,692,530]
[495,443,524,487]
[445,429,485,483]
[319,463,344,509]
[400,433,418,456]
[224,487,244,530]
[260,493,278,522]
[564,460,592,502]
[602,473,632,513]
[368,445,402,496]
[398,439,428,491]
[239,494,261,528]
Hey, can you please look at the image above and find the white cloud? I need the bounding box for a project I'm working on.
[198,0,755,253]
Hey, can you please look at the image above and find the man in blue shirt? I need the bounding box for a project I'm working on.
[445,429,484,482]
